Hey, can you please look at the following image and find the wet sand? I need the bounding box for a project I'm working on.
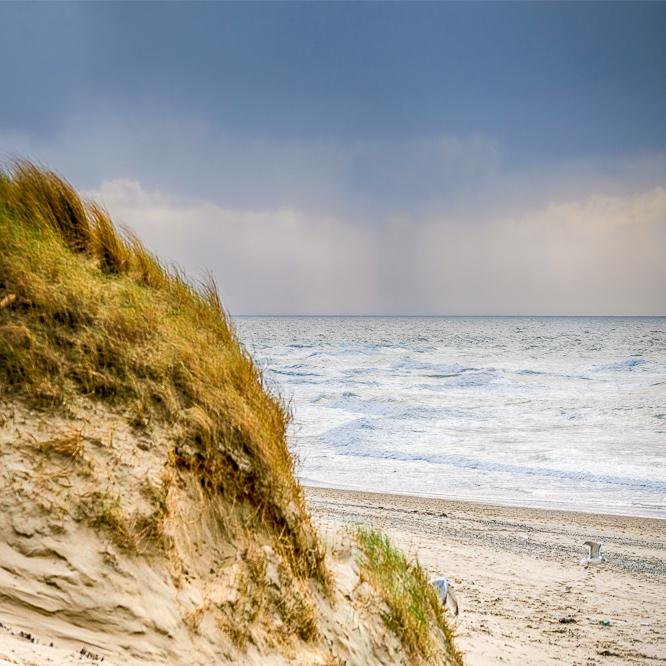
[306,486,666,666]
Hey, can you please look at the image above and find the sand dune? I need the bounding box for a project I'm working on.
[0,162,460,666]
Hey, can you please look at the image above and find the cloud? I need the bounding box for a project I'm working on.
[3,3,666,316]
[85,179,666,316]
[84,179,379,315]
[415,186,666,315]
[505,186,666,236]
[0,110,499,223]
[4,2,666,161]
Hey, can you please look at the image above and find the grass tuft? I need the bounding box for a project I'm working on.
[6,159,92,253]
[354,525,463,665]
[39,431,84,459]
[85,490,138,550]
[88,202,133,275]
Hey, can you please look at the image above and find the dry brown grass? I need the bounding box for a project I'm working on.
[0,159,329,594]
[38,431,84,459]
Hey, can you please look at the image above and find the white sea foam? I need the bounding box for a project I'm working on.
[236,317,666,518]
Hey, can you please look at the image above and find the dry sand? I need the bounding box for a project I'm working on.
[306,486,666,666]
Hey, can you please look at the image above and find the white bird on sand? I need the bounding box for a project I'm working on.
[580,541,607,569]
[429,578,459,616]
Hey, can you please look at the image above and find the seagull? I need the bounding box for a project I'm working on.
[429,578,459,616]
[580,541,607,569]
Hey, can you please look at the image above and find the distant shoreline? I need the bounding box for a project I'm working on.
[303,485,666,534]
[302,483,666,521]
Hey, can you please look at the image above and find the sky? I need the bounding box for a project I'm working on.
[1,2,665,316]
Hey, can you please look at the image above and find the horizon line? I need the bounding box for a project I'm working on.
[231,313,666,318]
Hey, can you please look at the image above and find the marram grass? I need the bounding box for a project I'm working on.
[354,525,464,665]
[0,159,326,585]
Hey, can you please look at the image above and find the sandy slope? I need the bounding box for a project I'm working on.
[306,487,666,666]
[0,402,458,666]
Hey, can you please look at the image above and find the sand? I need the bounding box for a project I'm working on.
[306,486,666,666]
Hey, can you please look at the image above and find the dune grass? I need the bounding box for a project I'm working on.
[354,525,463,665]
[0,159,327,585]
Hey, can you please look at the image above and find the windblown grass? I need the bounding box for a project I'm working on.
[0,159,327,588]
[354,525,463,665]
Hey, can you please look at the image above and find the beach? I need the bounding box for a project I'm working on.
[306,486,666,665]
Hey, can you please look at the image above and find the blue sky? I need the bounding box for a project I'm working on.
[2,2,665,315]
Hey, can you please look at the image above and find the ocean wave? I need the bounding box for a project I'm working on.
[325,395,447,420]
[392,355,471,373]
[310,393,334,403]
[319,419,380,448]
[444,371,498,388]
[269,364,321,377]
[306,342,385,358]
[403,344,438,353]
[319,425,666,491]
[592,358,651,373]
[560,411,584,420]
[238,315,666,515]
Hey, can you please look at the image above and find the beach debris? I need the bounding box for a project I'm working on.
[580,541,607,569]
[600,620,611,626]
[79,647,103,661]
[559,617,577,624]
[429,578,459,616]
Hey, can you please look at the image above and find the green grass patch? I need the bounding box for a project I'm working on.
[354,525,463,665]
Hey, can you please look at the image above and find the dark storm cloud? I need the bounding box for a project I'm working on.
[3,2,666,159]
[87,2,666,160]
[0,3,88,135]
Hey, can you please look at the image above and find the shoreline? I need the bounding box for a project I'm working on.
[301,482,666,521]
[305,486,666,665]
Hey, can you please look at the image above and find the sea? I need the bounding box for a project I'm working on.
[235,317,666,519]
